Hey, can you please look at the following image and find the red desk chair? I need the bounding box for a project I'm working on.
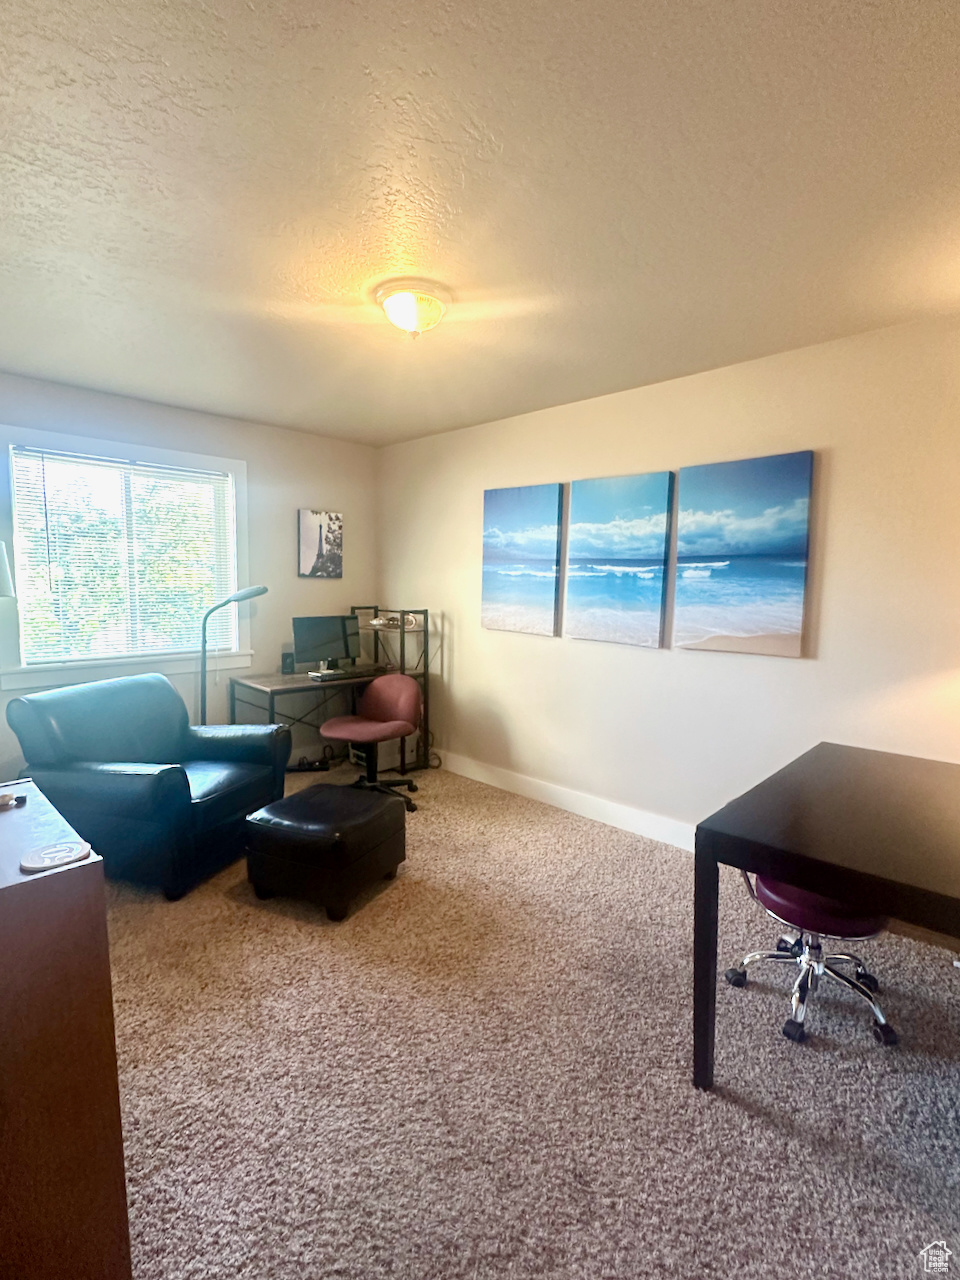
[725,872,897,1046]
[320,673,421,812]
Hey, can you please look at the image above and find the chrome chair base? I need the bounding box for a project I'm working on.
[725,931,898,1045]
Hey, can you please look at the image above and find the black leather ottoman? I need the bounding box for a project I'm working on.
[245,784,406,921]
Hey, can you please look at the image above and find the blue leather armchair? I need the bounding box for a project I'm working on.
[6,672,291,899]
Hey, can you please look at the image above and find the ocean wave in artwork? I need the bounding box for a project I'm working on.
[495,566,560,579]
[570,564,658,579]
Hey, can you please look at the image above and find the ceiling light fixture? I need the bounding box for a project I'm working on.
[374,278,450,337]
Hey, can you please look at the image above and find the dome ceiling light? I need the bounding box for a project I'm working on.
[374,278,450,337]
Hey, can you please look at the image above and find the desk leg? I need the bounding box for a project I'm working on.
[229,680,236,725]
[693,840,719,1089]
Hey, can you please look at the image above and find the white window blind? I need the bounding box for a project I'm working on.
[11,446,238,665]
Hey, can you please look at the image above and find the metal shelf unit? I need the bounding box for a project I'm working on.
[351,605,429,773]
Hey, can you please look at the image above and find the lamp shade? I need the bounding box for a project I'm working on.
[0,542,14,599]
[225,585,268,604]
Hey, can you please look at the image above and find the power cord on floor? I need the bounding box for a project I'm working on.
[285,738,441,774]
[285,744,339,773]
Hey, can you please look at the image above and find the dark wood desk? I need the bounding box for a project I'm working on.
[694,743,960,1089]
[0,780,131,1279]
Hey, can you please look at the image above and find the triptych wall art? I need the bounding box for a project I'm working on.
[482,450,813,657]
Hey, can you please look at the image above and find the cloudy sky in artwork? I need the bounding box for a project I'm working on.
[483,484,563,562]
[677,451,812,558]
[568,472,672,560]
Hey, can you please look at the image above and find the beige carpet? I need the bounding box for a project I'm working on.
[106,768,960,1279]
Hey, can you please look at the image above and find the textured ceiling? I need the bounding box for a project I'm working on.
[2,1,960,445]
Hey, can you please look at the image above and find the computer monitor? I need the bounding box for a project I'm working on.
[292,615,361,668]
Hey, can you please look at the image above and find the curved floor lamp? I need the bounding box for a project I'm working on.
[200,585,267,724]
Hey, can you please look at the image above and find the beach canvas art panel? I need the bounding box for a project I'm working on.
[298,509,343,578]
[673,450,813,657]
[482,484,563,635]
[565,471,673,646]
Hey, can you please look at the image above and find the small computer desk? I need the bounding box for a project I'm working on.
[229,671,385,734]
[694,743,960,1089]
[229,670,427,774]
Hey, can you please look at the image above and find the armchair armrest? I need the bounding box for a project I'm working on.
[29,762,191,822]
[183,724,292,771]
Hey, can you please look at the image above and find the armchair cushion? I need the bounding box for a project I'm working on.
[182,760,276,833]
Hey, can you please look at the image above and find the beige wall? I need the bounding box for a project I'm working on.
[377,318,960,840]
[0,372,377,778]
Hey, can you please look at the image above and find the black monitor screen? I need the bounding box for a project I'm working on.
[292,615,361,667]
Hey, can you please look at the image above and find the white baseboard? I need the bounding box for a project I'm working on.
[441,751,696,852]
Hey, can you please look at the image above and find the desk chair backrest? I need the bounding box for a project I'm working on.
[357,673,422,731]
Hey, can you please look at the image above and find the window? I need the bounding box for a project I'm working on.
[11,446,238,665]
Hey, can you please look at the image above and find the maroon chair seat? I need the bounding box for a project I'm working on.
[755,875,887,938]
[320,715,415,744]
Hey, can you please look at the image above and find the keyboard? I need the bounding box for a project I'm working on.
[308,666,387,681]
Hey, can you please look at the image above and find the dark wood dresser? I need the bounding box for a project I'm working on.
[0,780,131,1280]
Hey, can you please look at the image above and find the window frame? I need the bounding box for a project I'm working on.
[0,425,252,692]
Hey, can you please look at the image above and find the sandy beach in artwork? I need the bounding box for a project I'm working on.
[482,601,557,636]
[672,553,808,655]
[565,603,663,647]
[681,631,802,657]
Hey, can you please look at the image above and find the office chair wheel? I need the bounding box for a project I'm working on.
[408,782,419,793]
[872,1021,898,1046]
[724,967,748,988]
[782,1018,807,1043]
[855,969,880,994]
[251,882,274,900]
[325,902,349,922]
[405,801,418,813]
